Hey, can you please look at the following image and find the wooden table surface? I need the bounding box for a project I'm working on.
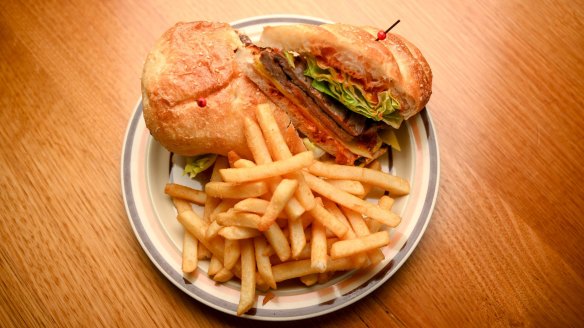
[1,0,583,326]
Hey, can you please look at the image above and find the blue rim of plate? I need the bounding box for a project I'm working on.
[121,14,440,321]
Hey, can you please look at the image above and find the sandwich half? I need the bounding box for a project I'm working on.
[237,23,432,165]
[141,21,301,159]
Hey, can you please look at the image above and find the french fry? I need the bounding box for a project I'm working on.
[361,159,381,197]
[227,151,243,167]
[293,243,312,260]
[368,159,382,171]
[330,231,391,259]
[233,158,257,169]
[210,199,238,221]
[287,171,316,211]
[262,292,276,305]
[304,172,401,227]
[311,219,328,273]
[172,198,192,214]
[327,255,367,271]
[300,273,318,287]
[301,212,314,229]
[233,198,287,219]
[237,239,256,316]
[215,211,261,229]
[294,238,337,260]
[223,239,241,270]
[369,195,395,233]
[263,245,275,258]
[219,226,261,240]
[212,155,230,174]
[308,200,348,239]
[366,220,382,235]
[325,179,365,196]
[208,255,223,277]
[324,228,336,239]
[271,254,362,280]
[220,151,314,183]
[308,161,410,196]
[264,224,291,262]
[322,199,356,240]
[233,198,269,213]
[213,267,234,282]
[182,231,198,273]
[272,259,316,282]
[205,181,268,199]
[177,210,224,259]
[204,197,221,220]
[255,272,270,292]
[326,238,340,249]
[256,103,293,160]
[173,198,199,272]
[278,187,307,220]
[206,220,223,240]
[379,195,395,209]
[275,183,305,220]
[254,236,277,289]
[366,247,385,266]
[289,216,307,259]
[340,207,370,236]
[258,179,298,231]
[244,116,273,165]
[165,183,206,205]
[341,207,385,266]
[198,243,212,260]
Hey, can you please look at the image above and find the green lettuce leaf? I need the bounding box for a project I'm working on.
[183,154,217,179]
[304,56,403,128]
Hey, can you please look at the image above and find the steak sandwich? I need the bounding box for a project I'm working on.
[238,23,432,165]
[142,21,432,166]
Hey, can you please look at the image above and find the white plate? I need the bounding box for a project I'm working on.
[121,14,440,321]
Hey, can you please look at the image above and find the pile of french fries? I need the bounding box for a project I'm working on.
[164,104,410,316]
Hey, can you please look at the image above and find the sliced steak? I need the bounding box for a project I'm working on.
[273,54,367,137]
[259,50,358,145]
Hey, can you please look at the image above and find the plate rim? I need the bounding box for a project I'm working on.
[120,14,440,321]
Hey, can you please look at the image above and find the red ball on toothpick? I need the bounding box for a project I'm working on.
[197,97,207,107]
[375,19,401,41]
[377,31,387,41]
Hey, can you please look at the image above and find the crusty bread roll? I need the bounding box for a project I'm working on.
[141,21,299,158]
[259,23,432,119]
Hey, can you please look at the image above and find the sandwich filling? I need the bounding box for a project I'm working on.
[256,48,388,164]
[301,54,403,129]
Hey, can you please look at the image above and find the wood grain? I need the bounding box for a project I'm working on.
[1,0,583,327]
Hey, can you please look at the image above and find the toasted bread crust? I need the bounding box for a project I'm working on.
[141,22,296,158]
